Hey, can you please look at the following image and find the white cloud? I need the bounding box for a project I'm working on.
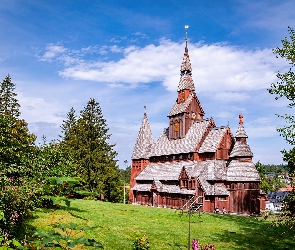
[39,44,67,61]
[213,92,250,102]
[39,39,288,93]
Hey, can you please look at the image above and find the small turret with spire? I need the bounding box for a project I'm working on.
[229,114,253,160]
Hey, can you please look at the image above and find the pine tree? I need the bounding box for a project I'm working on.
[63,99,121,202]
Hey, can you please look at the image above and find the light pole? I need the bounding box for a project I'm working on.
[124,160,128,204]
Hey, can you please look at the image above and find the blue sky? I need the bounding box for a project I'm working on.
[0,0,294,168]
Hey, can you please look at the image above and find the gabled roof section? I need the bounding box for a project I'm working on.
[150,119,213,157]
[194,160,229,196]
[168,92,193,116]
[178,51,195,92]
[135,161,196,181]
[191,160,227,181]
[131,183,195,195]
[198,177,230,196]
[198,127,228,153]
[226,160,260,182]
[132,113,154,160]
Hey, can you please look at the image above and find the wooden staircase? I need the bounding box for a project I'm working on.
[178,196,203,217]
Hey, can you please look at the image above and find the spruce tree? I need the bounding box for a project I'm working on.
[63,99,121,202]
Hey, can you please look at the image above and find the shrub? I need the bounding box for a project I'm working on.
[133,235,149,250]
[0,177,39,240]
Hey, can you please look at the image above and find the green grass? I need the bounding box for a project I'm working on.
[28,199,294,250]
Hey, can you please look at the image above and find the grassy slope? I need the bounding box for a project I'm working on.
[29,199,294,250]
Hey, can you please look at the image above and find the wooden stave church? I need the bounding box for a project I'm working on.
[129,40,266,214]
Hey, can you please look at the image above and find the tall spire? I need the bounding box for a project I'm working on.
[132,107,154,160]
[185,25,189,53]
[177,25,195,93]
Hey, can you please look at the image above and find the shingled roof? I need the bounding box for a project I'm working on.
[226,160,260,182]
[135,161,195,181]
[132,113,154,160]
[229,123,253,158]
[235,124,248,138]
[178,51,194,92]
[198,127,228,153]
[168,92,193,116]
[131,182,195,195]
[230,140,253,158]
[150,119,213,157]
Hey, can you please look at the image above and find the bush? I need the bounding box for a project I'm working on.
[0,177,39,240]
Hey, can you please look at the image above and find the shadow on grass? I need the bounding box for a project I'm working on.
[211,214,294,250]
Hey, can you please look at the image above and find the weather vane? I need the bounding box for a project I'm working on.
[144,105,147,114]
[185,25,189,52]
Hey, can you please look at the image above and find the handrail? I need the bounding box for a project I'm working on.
[181,196,196,210]
[182,196,203,210]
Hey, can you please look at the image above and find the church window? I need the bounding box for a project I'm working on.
[172,155,176,160]
[234,183,238,189]
[241,183,245,189]
[188,153,191,159]
[218,196,226,200]
[179,154,183,160]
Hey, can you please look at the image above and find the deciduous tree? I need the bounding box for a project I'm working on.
[269,26,295,174]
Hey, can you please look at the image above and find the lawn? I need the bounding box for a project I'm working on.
[28,199,294,250]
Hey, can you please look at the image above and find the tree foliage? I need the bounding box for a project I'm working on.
[0,75,36,177]
[269,26,295,174]
[269,27,295,237]
[0,75,20,117]
[60,99,122,202]
[255,162,286,193]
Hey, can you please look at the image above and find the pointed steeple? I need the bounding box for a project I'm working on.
[132,108,154,159]
[177,26,195,100]
[229,114,253,158]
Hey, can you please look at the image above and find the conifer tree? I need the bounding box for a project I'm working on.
[0,75,20,117]
[62,99,121,202]
[0,75,36,177]
[60,107,77,142]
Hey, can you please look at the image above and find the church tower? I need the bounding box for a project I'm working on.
[130,108,154,201]
[168,29,204,140]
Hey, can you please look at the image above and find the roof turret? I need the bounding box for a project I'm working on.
[132,109,154,160]
[235,114,248,138]
[229,114,253,158]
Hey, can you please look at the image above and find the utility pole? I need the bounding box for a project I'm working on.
[124,160,128,204]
